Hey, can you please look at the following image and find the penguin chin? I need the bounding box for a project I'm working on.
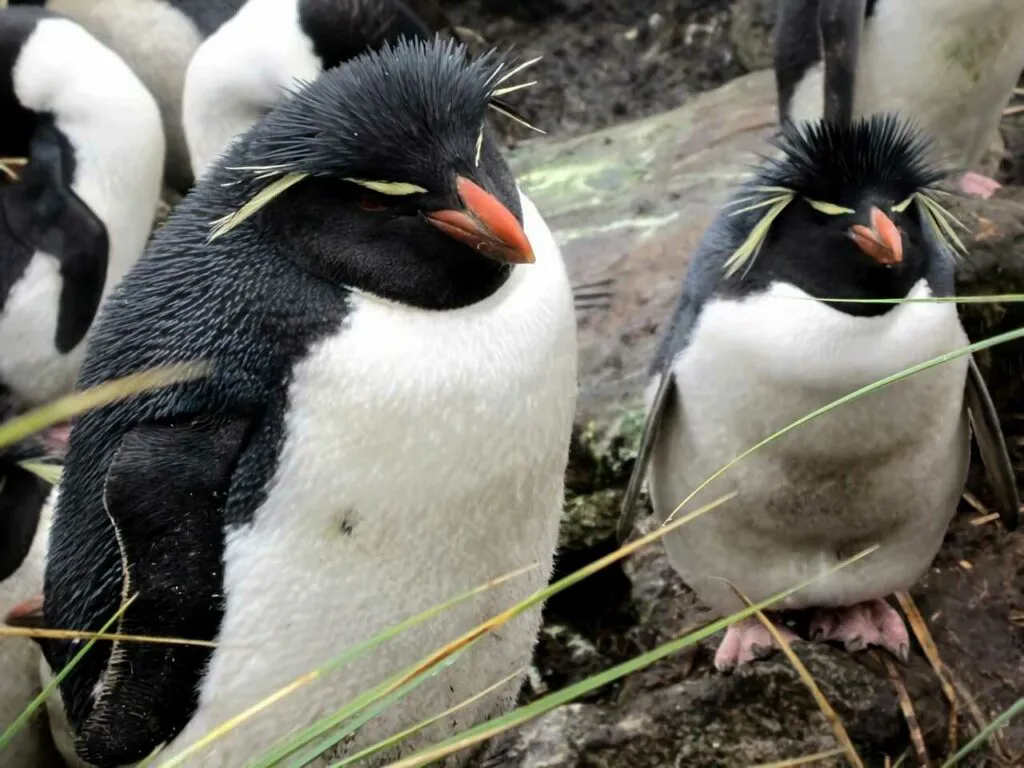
[38,655,95,768]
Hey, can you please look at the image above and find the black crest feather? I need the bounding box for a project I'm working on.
[243,36,523,180]
[760,113,948,203]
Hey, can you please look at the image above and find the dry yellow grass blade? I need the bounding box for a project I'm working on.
[949,676,1015,764]
[0,626,216,647]
[0,362,209,450]
[895,592,957,753]
[728,585,864,768]
[880,652,931,767]
[1003,105,1024,117]
[377,545,879,768]
[329,668,525,768]
[154,563,540,768]
[749,747,847,768]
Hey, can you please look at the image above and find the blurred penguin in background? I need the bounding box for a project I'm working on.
[0,6,164,449]
[12,0,435,192]
[618,0,1019,670]
[775,0,1024,199]
[0,386,60,767]
[34,37,576,767]
[182,0,431,180]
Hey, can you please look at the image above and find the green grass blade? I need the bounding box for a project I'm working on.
[666,325,1024,524]
[326,669,523,768]
[779,294,1024,305]
[0,363,209,451]
[153,565,537,768]
[17,460,62,485]
[0,594,137,753]
[377,546,880,768]
[280,646,473,768]
[246,493,734,768]
[939,697,1024,768]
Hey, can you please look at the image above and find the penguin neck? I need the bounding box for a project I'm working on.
[14,17,166,292]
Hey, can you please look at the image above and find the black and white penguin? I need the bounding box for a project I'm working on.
[0,7,164,417]
[774,0,1024,199]
[182,0,432,180]
[0,390,59,767]
[16,0,433,192]
[618,2,1019,671]
[37,36,577,767]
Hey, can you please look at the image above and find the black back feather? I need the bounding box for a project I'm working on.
[248,37,511,184]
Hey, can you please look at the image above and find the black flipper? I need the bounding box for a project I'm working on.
[818,0,866,124]
[616,369,677,544]
[964,356,1019,532]
[0,389,52,582]
[75,416,251,766]
[1,123,109,353]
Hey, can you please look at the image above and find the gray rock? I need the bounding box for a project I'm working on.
[730,0,777,71]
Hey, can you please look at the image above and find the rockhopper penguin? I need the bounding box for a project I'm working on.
[36,36,577,767]
[0,7,164,416]
[617,2,1019,671]
[775,0,1024,199]
[12,0,433,192]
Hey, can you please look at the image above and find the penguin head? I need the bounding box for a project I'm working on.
[722,113,964,315]
[207,36,540,310]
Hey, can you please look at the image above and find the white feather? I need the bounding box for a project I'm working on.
[0,16,165,406]
[182,0,320,181]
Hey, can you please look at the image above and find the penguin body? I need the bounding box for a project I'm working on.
[776,0,1024,196]
[618,114,1019,670]
[182,0,431,180]
[16,0,433,191]
[0,7,164,408]
[15,0,244,193]
[40,38,576,767]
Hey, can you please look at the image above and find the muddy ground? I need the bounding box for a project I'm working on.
[417,2,1024,767]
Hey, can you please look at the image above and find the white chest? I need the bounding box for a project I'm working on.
[649,281,971,613]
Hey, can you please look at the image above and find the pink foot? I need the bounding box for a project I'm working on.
[42,422,71,456]
[810,598,910,662]
[714,616,801,672]
[958,171,1002,200]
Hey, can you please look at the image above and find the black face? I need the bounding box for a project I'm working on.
[722,114,955,317]
[212,36,536,311]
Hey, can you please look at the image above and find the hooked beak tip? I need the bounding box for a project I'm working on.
[425,176,535,265]
[849,206,903,266]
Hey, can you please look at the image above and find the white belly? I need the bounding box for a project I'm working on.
[0,256,83,406]
[161,194,578,766]
[649,280,971,615]
[789,0,1024,170]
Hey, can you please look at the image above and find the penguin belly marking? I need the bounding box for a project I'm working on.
[650,279,970,616]
[163,245,576,765]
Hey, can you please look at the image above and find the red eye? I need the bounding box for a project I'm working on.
[358,196,386,212]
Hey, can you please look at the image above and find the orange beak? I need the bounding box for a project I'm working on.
[424,176,535,264]
[849,206,903,266]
